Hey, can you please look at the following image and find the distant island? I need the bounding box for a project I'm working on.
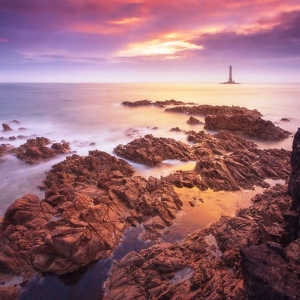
[220,65,240,84]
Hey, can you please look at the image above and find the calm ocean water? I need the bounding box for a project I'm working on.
[0,82,299,215]
[1,82,299,298]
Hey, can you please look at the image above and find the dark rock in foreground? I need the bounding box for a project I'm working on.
[187,116,204,125]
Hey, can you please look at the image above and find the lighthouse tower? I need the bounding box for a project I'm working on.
[229,65,234,83]
[220,65,239,84]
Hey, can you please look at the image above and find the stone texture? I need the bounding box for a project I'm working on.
[9,137,71,164]
[0,150,182,282]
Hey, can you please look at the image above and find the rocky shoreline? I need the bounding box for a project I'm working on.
[0,102,298,299]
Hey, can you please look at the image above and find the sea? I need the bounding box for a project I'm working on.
[0,82,299,298]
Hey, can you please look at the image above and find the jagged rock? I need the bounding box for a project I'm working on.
[288,128,300,210]
[165,104,289,141]
[165,104,262,118]
[8,137,71,164]
[122,99,194,108]
[193,148,290,191]
[2,124,12,131]
[104,183,293,300]
[114,134,196,166]
[0,151,182,281]
[205,113,290,141]
[187,116,203,125]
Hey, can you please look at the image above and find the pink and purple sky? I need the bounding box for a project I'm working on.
[1,0,300,82]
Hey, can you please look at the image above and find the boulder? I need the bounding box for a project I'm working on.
[187,116,203,125]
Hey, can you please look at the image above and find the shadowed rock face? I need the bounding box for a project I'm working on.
[165,104,290,141]
[0,150,182,281]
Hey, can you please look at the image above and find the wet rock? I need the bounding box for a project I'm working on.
[2,124,12,132]
[169,127,182,132]
[165,104,289,141]
[165,104,262,118]
[187,116,203,125]
[104,182,293,300]
[288,128,300,210]
[205,113,290,141]
[114,134,196,166]
[122,99,194,108]
[0,151,182,282]
[9,137,71,164]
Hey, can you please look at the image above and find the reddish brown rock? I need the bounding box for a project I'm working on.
[0,150,182,282]
[104,183,293,300]
[122,99,194,108]
[165,104,262,118]
[2,124,12,131]
[187,116,203,125]
[114,134,196,166]
[205,113,290,141]
[9,137,71,164]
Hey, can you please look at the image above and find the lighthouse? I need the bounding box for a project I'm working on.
[229,65,233,83]
[220,65,240,84]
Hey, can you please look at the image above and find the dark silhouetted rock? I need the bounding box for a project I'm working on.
[122,99,194,108]
[187,116,204,125]
[2,124,12,131]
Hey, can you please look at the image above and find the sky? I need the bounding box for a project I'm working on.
[0,0,300,83]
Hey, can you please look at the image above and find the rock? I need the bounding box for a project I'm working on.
[169,127,182,132]
[0,150,182,281]
[165,104,262,118]
[2,124,12,131]
[281,117,291,122]
[165,104,289,141]
[8,137,71,164]
[122,99,194,108]
[288,128,300,210]
[114,134,196,166]
[187,116,203,125]
[205,113,290,141]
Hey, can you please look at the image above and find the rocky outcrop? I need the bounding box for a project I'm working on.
[165,104,289,141]
[104,184,293,299]
[0,151,182,281]
[205,113,290,141]
[165,104,262,118]
[2,123,12,131]
[9,137,71,164]
[288,128,300,210]
[114,134,196,166]
[239,128,300,299]
[122,99,194,107]
[187,116,203,125]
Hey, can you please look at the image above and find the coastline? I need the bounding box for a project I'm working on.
[0,99,299,299]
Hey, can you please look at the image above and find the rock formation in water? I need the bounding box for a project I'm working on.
[9,137,71,164]
[187,116,204,125]
[165,104,290,141]
[2,123,12,131]
[0,150,182,294]
[104,128,300,299]
[122,99,195,107]
[114,131,291,191]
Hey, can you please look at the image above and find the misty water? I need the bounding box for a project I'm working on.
[1,82,299,298]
